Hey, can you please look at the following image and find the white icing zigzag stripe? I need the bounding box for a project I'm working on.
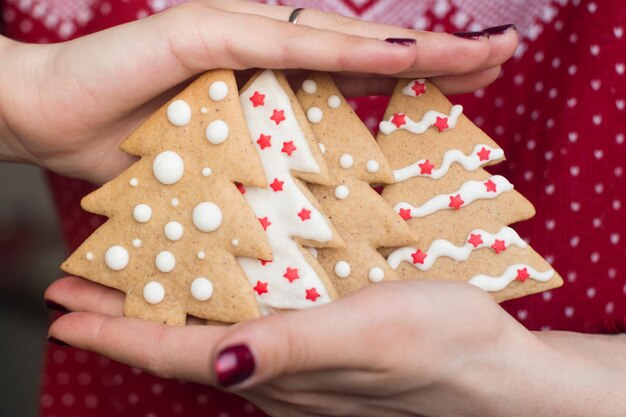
[468,264,555,292]
[393,144,505,182]
[394,175,514,219]
[387,227,527,271]
[379,105,463,135]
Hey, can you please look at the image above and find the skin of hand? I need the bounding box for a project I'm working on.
[0,0,517,184]
[45,276,626,417]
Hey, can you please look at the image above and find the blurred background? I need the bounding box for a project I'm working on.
[0,164,66,417]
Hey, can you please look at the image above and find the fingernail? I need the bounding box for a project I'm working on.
[385,38,416,46]
[482,24,517,35]
[452,31,490,40]
[47,336,70,347]
[215,344,255,387]
[45,299,70,313]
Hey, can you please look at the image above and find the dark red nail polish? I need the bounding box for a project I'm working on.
[482,24,517,35]
[47,336,70,347]
[452,31,490,40]
[215,344,255,387]
[385,38,416,46]
[45,300,70,313]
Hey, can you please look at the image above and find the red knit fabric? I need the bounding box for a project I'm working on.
[2,1,624,416]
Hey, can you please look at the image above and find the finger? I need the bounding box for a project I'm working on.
[430,65,502,95]
[44,276,125,316]
[48,312,225,384]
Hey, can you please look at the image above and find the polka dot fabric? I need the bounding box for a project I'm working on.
[1,1,624,416]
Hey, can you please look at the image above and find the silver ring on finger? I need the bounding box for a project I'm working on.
[288,8,305,24]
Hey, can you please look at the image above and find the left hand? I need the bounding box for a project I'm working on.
[46,276,626,417]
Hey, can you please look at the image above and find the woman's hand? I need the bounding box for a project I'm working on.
[0,0,517,184]
[45,276,625,417]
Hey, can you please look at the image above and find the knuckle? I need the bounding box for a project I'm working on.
[143,327,170,378]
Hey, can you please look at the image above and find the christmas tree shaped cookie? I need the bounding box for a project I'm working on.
[296,73,415,295]
[62,70,272,325]
[377,79,563,302]
[237,70,344,314]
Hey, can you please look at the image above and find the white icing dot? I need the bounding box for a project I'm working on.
[202,167,212,177]
[318,143,326,154]
[334,185,350,200]
[200,107,208,114]
[192,202,223,232]
[306,106,323,124]
[153,151,184,185]
[302,79,317,94]
[339,154,354,169]
[197,251,206,260]
[231,239,239,246]
[334,261,351,278]
[132,204,152,223]
[143,282,165,304]
[327,95,341,108]
[85,252,94,261]
[129,178,138,187]
[366,160,380,173]
[105,246,129,271]
[208,81,228,101]
[171,198,180,207]
[368,267,385,283]
[166,99,191,127]
[205,120,229,144]
[190,277,214,301]
[164,221,184,241]
[308,247,318,258]
[155,251,176,273]
[132,238,142,248]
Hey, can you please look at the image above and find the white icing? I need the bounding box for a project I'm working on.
[166,99,192,127]
[387,227,527,271]
[327,95,341,109]
[104,246,129,271]
[339,154,354,169]
[302,79,317,94]
[200,107,208,114]
[205,120,229,144]
[132,238,142,248]
[468,264,555,292]
[171,198,180,207]
[143,281,165,304]
[202,167,212,177]
[85,252,94,261]
[190,277,214,301]
[319,143,326,154]
[335,185,350,200]
[197,251,206,260]
[164,221,184,241]
[153,151,184,185]
[231,239,239,246]
[366,160,380,173]
[132,204,152,223]
[155,251,175,273]
[192,202,222,232]
[394,175,514,218]
[379,105,463,135]
[368,267,385,283]
[129,178,138,187]
[209,81,229,101]
[393,144,504,182]
[238,70,334,311]
[306,106,323,124]
[401,79,427,97]
[334,261,351,278]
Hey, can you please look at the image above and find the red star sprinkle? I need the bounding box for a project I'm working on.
[411,81,426,96]
[235,182,246,194]
[449,194,464,210]
[257,133,272,150]
[270,109,286,125]
[468,233,483,247]
[281,141,297,156]
[297,208,312,221]
[399,208,412,220]
[270,178,284,192]
[391,113,406,128]
[516,268,530,283]
[411,249,427,264]
[283,267,299,283]
[433,116,449,132]
[305,287,320,302]
[253,281,268,295]
[258,217,271,231]
[477,147,491,161]
[491,239,507,254]
[259,259,272,266]
[250,91,265,107]
[419,160,435,175]
[484,179,497,193]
